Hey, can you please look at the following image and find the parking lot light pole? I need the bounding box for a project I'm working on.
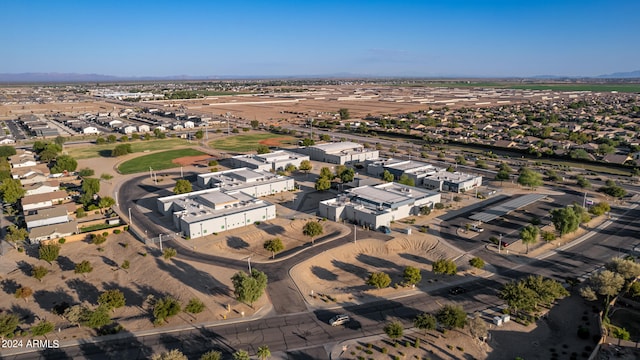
[159,233,163,252]
[498,233,502,254]
[128,207,132,226]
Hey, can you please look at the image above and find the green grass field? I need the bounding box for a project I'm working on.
[66,139,191,159]
[117,148,206,174]
[208,133,297,152]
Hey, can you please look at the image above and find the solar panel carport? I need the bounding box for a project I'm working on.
[469,193,547,223]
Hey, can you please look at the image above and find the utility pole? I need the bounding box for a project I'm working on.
[354,224,357,244]
[159,233,163,252]
[498,233,502,254]
[247,257,252,273]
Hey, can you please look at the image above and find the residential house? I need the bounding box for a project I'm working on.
[29,221,78,244]
[21,191,69,212]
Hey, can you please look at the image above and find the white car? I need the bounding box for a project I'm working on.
[329,314,350,326]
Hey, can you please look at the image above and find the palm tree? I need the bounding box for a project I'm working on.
[257,345,271,360]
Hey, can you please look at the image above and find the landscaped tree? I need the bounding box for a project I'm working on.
[15,286,33,302]
[455,155,467,165]
[383,321,404,344]
[303,221,323,245]
[469,257,485,269]
[398,174,415,186]
[599,180,626,198]
[263,238,284,259]
[605,257,640,281]
[31,265,49,282]
[98,196,116,212]
[51,155,78,173]
[194,130,204,140]
[468,314,489,342]
[151,349,188,360]
[432,258,457,275]
[199,350,222,360]
[500,275,568,315]
[163,248,177,260]
[250,120,260,129]
[576,175,591,189]
[30,320,54,336]
[402,266,422,286]
[6,225,28,243]
[63,305,87,327]
[82,305,112,329]
[78,168,95,177]
[257,345,271,360]
[0,313,19,339]
[256,144,270,154]
[74,260,94,275]
[414,313,437,334]
[0,178,25,203]
[98,289,126,311]
[495,169,511,184]
[173,179,192,194]
[338,108,350,120]
[589,202,611,216]
[519,225,539,254]
[231,269,268,306]
[550,205,581,236]
[111,143,133,157]
[185,298,206,314]
[232,350,250,360]
[39,243,61,265]
[319,167,333,180]
[107,134,117,143]
[153,296,182,325]
[298,160,312,175]
[382,170,394,182]
[436,304,467,330]
[82,177,101,196]
[517,167,543,190]
[314,176,331,191]
[339,167,355,184]
[367,271,392,289]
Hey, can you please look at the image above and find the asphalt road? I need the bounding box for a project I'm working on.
[5,190,636,359]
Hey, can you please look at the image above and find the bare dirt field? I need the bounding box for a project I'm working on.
[171,154,212,167]
[0,234,264,343]
[258,136,296,147]
[0,100,126,118]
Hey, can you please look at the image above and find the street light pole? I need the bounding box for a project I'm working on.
[128,207,132,226]
[248,257,252,273]
[159,233,163,252]
[498,233,502,254]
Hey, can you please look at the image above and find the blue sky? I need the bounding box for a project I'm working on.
[1,0,638,77]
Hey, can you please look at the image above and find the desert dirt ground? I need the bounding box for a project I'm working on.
[0,233,267,343]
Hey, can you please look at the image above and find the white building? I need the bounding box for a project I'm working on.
[184,121,195,128]
[108,119,123,128]
[196,168,295,197]
[138,124,151,133]
[157,189,276,239]
[24,180,60,196]
[29,221,77,244]
[25,206,69,230]
[122,125,137,134]
[230,150,310,172]
[21,191,69,212]
[318,182,441,230]
[82,126,100,135]
[366,158,482,193]
[297,142,379,165]
[9,151,37,168]
[422,169,483,193]
[0,137,15,144]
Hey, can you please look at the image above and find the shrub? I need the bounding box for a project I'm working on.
[163,248,177,260]
[58,238,66,244]
[113,229,121,234]
[185,298,205,314]
[381,347,388,354]
[74,260,93,274]
[91,234,107,245]
[414,338,420,348]
[121,260,130,269]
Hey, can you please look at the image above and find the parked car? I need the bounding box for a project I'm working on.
[470,225,484,233]
[329,314,350,326]
[449,286,466,295]
[379,226,391,234]
[499,241,509,248]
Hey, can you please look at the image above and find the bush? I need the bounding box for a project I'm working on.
[163,248,177,260]
[185,298,205,314]
[74,260,93,274]
[414,338,420,348]
[121,260,130,269]
[469,257,485,269]
[58,238,66,244]
[381,347,388,354]
[91,234,107,245]
[113,229,121,234]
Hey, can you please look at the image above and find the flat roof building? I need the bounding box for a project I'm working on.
[157,188,275,239]
[230,150,310,172]
[366,158,482,193]
[319,182,441,230]
[297,141,379,165]
[197,168,295,197]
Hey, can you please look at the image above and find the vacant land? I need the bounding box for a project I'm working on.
[208,133,297,152]
[118,148,206,174]
[65,138,191,159]
[393,81,640,93]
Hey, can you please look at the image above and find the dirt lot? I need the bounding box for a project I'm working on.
[0,234,266,343]
[171,154,212,167]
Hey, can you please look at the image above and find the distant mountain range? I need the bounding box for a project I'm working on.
[0,71,639,83]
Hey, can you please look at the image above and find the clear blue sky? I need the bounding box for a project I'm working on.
[1,0,638,77]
